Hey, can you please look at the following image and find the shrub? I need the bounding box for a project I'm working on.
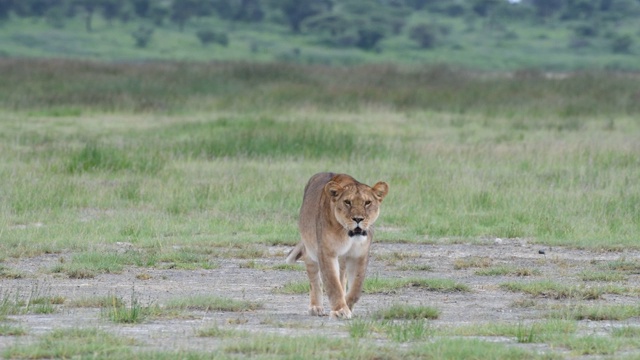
[196,29,229,47]
[611,34,633,54]
[409,23,441,49]
[356,28,385,51]
[132,26,154,48]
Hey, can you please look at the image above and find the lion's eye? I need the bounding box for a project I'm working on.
[344,200,351,207]
[365,200,372,207]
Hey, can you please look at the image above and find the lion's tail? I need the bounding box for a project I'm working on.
[285,242,305,264]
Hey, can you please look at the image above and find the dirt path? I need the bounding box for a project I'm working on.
[1,239,639,356]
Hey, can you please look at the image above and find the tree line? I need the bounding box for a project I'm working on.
[0,0,638,52]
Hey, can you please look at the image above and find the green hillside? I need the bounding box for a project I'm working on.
[0,0,639,70]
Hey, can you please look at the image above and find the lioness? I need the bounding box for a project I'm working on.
[286,172,389,319]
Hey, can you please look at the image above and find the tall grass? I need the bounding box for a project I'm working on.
[1,59,639,256]
[1,59,639,115]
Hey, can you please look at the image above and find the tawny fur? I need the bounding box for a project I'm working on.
[286,172,389,319]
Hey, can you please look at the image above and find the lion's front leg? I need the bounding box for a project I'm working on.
[304,257,325,316]
[318,252,351,319]
[345,255,369,311]
[339,257,347,292]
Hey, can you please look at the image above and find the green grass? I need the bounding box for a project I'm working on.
[164,295,262,312]
[602,258,640,273]
[475,265,540,277]
[499,280,626,300]
[197,324,245,338]
[372,304,440,320]
[453,256,492,269]
[1,61,640,255]
[364,277,471,293]
[374,251,422,265]
[0,265,24,279]
[0,58,639,360]
[102,295,151,324]
[578,270,626,282]
[396,264,433,271]
[3,328,134,359]
[50,247,220,277]
[408,338,554,360]
[277,277,469,295]
[440,320,577,343]
[0,324,26,336]
[549,304,640,321]
[612,326,640,338]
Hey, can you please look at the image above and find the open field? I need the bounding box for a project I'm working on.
[1,60,639,358]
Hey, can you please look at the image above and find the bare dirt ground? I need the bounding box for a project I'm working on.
[1,239,639,357]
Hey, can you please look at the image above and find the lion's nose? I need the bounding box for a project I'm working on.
[352,217,364,224]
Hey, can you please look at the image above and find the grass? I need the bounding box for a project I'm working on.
[0,265,24,279]
[164,295,263,312]
[578,270,626,282]
[102,294,152,324]
[98,293,260,323]
[2,62,640,254]
[374,251,422,265]
[602,258,640,273]
[364,277,470,293]
[197,324,245,338]
[549,304,640,321]
[396,264,433,271]
[408,338,554,360]
[277,277,469,295]
[3,328,134,359]
[440,320,577,342]
[0,324,26,336]
[2,325,560,360]
[50,247,220,277]
[0,59,639,359]
[475,265,540,277]
[453,256,492,269]
[240,261,305,271]
[499,280,627,300]
[0,284,64,317]
[372,304,440,320]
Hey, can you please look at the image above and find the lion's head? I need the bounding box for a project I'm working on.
[324,180,389,237]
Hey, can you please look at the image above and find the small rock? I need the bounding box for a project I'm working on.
[538,249,546,255]
[494,238,503,244]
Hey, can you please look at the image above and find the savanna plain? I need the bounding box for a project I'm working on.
[1,60,640,359]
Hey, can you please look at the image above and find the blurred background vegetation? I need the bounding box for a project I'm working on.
[0,0,639,70]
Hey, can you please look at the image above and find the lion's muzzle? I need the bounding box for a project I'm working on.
[348,228,366,237]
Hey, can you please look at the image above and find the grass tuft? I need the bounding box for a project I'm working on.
[3,328,133,359]
[164,295,262,312]
[0,324,27,336]
[476,265,541,276]
[499,280,625,300]
[66,142,164,174]
[372,304,440,320]
[453,256,492,270]
[549,304,640,321]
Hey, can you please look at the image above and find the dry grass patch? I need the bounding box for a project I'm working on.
[165,295,263,312]
[453,256,492,270]
[476,265,540,276]
[500,280,626,300]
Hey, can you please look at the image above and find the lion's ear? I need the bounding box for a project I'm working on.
[325,181,344,199]
[372,182,389,201]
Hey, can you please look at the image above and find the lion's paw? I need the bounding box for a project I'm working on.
[330,307,352,320]
[309,306,325,316]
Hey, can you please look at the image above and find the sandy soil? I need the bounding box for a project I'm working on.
[1,239,639,357]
